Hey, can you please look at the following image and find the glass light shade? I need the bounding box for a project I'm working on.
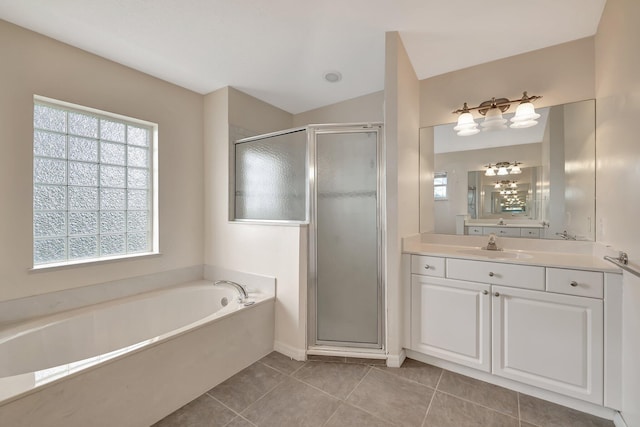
[497,166,509,175]
[480,107,507,130]
[511,102,540,122]
[485,167,496,176]
[494,183,501,189]
[454,112,479,136]
[510,165,522,174]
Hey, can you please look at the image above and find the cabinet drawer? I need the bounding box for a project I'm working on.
[546,268,603,298]
[483,227,521,237]
[447,258,545,290]
[411,255,445,277]
[467,226,483,235]
[520,228,540,238]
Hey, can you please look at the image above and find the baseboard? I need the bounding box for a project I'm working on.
[273,340,306,361]
[386,349,406,368]
[614,412,628,427]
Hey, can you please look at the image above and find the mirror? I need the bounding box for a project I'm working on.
[420,99,595,240]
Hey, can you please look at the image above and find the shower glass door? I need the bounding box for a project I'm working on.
[313,128,382,348]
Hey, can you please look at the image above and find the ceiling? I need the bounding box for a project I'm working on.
[0,0,606,114]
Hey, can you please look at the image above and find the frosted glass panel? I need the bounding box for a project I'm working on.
[34,186,66,210]
[127,168,148,189]
[127,126,149,146]
[34,212,66,237]
[127,189,148,210]
[68,112,98,138]
[69,137,98,162]
[34,158,66,184]
[34,104,66,132]
[127,233,148,253]
[69,212,98,235]
[68,162,98,186]
[127,211,147,232]
[127,146,148,167]
[100,120,126,142]
[101,141,126,165]
[316,132,379,345]
[34,131,66,158]
[101,234,126,255]
[68,187,98,211]
[235,130,306,221]
[34,238,66,264]
[100,211,126,233]
[69,236,98,259]
[100,165,126,188]
[100,188,126,210]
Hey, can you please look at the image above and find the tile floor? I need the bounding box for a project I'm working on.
[153,352,614,427]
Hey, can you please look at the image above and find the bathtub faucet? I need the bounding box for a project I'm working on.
[214,280,249,303]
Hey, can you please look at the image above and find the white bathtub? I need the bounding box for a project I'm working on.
[0,278,275,427]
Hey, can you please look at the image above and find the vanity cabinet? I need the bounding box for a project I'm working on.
[491,285,603,404]
[411,275,491,371]
[409,254,609,405]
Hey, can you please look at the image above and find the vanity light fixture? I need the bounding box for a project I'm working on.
[484,161,522,176]
[452,92,542,136]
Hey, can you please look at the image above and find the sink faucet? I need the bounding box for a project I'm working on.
[484,233,501,251]
[498,218,505,225]
[214,280,249,302]
[555,230,577,240]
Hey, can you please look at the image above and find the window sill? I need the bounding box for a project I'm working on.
[29,251,161,272]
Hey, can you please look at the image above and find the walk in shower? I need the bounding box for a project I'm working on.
[233,123,385,352]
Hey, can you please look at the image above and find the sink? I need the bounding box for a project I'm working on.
[456,248,533,260]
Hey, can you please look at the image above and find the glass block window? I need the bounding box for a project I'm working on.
[434,172,448,201]
[33,98,156,266]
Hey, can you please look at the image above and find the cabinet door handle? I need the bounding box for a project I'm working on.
[494,292,500,297]
[424,265,430,270]
[482,290,489,295]
[489,272,495,277]
[570,281,579,287]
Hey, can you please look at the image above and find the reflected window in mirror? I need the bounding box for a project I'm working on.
[434,172,448,201]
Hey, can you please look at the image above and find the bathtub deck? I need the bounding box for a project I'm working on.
[152,351,614,427]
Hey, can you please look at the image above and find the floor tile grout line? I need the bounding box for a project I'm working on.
[517,392,522,427]
[421,369,443,427]
[345,400,404,427]
[435,389,521,422]
[371,364,443,390]
[206,393,245,418]
[343,365,373,401]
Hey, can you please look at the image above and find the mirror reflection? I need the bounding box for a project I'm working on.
[420,99,595,241]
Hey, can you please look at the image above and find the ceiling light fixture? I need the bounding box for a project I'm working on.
[323,71,342,83]
[452,92,542,136]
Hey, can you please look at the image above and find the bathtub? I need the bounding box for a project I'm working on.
[0,279,275,427]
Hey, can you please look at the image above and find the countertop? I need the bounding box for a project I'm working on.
[465,223,545,229]
[403,238,621,273]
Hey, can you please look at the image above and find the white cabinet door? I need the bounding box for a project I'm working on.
[411,275,491,372]
[491,286,604,404]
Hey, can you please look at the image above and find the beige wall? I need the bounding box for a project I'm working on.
[384,32,420,363]
[420,37,595,128]
[595,0,640,425]
[293,91,384,127]
[203,87,308,357]
[0,20,204,301]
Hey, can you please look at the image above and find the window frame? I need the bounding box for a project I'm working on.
[31,95,159,269]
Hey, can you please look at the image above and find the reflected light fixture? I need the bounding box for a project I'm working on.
[452,92,542,136]
[484,161,522,176]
